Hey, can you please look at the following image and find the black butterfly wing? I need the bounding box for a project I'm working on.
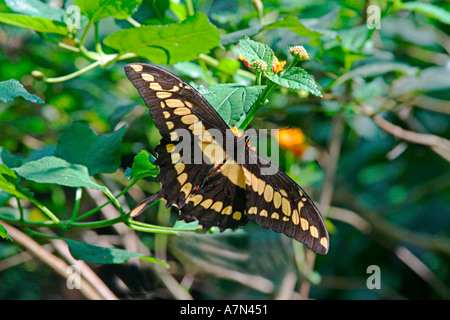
[125,63,248,230]
[243,149,329,255]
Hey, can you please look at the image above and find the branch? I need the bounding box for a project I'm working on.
[361,104,450,162]
[0,221,104,300]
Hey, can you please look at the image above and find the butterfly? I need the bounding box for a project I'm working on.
[125,63,329,255]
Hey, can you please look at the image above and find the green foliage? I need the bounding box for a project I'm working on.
[0,79,44,103]
[201,84,266,127]
[103,12,220,64]
[0,0,449,301]
[65,238,167,267]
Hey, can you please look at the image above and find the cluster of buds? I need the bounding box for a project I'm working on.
[289,45,310,61]
[250,59,268,72]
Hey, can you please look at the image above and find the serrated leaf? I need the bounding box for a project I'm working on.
[74,0,142,21]
[239,36,275,75]
[200,84,265,127]
[0,224,12,241]
[0,79,44,103]
[126,150,159,180]
[266,67,322,97]
[0,13,68,34]
[103,12,220,64]
[65,239,168,267]
[14,156,106,191]
[263,16,323,38]
[54,122,126,176]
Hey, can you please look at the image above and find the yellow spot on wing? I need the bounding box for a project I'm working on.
[273,192,282,209]
[200,199,213,209]
[248,207,257,215]
[211,201,223,212]
[300,218,309,230]
[233,211,242,220]
[187,194,203,206]
[181,114,199,125]
[180,183,192,197]
[264,184,274,202]
[173,107,191,115]
[163,111,170,119]
[174,162,185,174]
[130,64,143,72]
[150,82,163,90]
[271,212,279,219]
[166,99,184,108]
[260,209,268,217]
[166,144,176,153]
[177,173,188,185]
[141,73,154,81]
[310,226,319,238]
[221,205,233,215]
[166,121,174,130]
[292,209,299,225]
[320,237,328,251]
[156,91,172,99]
[281,198,291,216]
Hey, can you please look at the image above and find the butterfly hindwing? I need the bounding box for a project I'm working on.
[243,150,329,255]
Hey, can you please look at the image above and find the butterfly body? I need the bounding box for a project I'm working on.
[125,63,329,255]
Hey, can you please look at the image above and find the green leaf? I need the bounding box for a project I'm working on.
[0,13,68,34]
[65,239,168,267]
[14,156,106,191]
[239,36,275,75]
[266,67,322,97]
[200,84,265,127]
[0,224,12,241]
[54,122,126,176]
[103,12,220,64]
[0,164,33,200]
[74,0,142,21]
[125,150,159,180]
[0,79,44,103]
[400,2,450,24]
[172,220,199,231]
[263,16,323,39]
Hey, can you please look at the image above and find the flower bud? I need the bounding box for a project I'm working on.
[289,46,310,61]
[250,59,268,72]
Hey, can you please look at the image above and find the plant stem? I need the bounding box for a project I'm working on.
[185,0,195,16]
[71,188,83,221]
[237,81,276,130]
[44,60,101,83]
[127,17,141,27]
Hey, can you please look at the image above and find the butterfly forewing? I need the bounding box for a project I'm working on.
[125,63,329,255]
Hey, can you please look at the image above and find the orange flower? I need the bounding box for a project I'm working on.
[272,55,286,74]
[274,128,309,157]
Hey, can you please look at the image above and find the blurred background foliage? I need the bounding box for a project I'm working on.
[0,0,449,300]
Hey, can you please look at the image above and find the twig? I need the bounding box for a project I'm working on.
[361,104,450,162]
[0,221,103,300]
